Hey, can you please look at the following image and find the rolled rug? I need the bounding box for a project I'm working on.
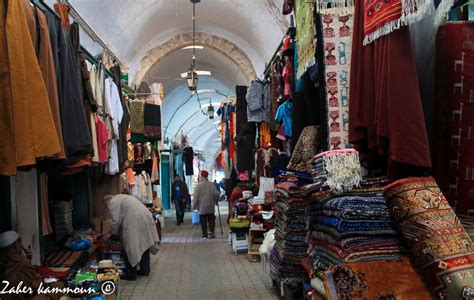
[384,176,474,299]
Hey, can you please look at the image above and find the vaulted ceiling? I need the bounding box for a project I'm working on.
[54,0,289,163]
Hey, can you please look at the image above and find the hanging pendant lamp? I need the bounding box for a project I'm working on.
[186,0,200,91]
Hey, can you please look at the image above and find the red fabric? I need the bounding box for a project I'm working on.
[200,170,209,178]
[433,23,474,214]
[364,0,402,39]
[96,116,110,163]
[348,0,431,177]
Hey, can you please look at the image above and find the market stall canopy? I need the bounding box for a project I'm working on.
[46,0,289,159]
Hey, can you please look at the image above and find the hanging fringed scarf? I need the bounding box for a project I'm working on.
[363,0,432,45]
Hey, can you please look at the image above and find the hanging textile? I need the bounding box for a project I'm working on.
[183,146,194,176]
[0,0,61,175]
[322,9,354,150]
[129,100,145,134]
[348,0,431,176]
[363,0,432,45]
[110,65,129,166]
[39,173,53,236]
[34,7,65,158]
[53,3,70,32]
[56,14,93,157]
[143,103,161,141]
[295,0,316,79]
[433,23,474,214]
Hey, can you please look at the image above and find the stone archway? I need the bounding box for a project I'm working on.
[133,32,257,86]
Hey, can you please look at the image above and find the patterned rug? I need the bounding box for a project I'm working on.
[321,10,354,150]
[324,258,433,299]
[434,23,474,215]
[384,176,474,299]
[295,0,316,79]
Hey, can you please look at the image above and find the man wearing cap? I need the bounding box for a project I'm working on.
[103,194,160,281]
[192,170,220,239]
[0,231,63,299]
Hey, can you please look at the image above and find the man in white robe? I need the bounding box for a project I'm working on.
[103,194,159,281]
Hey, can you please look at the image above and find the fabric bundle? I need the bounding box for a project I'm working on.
[384,176,474,300]
[321,8,354,150]
[305,179,409,296]
[311,149,361,194]
[270,182,309,285]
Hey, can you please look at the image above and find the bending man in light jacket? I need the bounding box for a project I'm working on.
[192,170,220,239]
[103,194,160,281]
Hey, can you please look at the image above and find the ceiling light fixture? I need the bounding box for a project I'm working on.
[185,0,201,91]
[207,99,215,120]
[182,45,204,50]
[180,70,211,78]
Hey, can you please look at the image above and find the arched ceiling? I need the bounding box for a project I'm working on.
[60,0,289,158]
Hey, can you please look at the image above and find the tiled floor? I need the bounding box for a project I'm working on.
[119,205,278,300]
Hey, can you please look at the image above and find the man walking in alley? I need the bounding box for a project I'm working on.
[172,174,189,226]
[193,170,220,239]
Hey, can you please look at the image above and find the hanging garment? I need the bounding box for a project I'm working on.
[292,71,322,150]
[256,148,279,179]
[322,10,355,150]
[348,0,431,176]
[96,116,110,164]
[35,8,65,158]
[151,148,160,183]
[39,173,53,235]
[175,153,184,179]
[143,103,161,141]
[129,100,145,134]
[137,82,151,100]
[127,142,134,162]
[433,23,474,214]
[282,61,294,99]
[0,0,61,175]
[282,0,294,15]
[110,64,130,166]
[275,100,293,137]
[236,85,256,173]
[246,79,270,123]
[56,18,93,157]
[149,83,164,105]
[183,147,194,176]
[53,3,70,32]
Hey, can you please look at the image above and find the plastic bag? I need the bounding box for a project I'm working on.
[192,210,200,225]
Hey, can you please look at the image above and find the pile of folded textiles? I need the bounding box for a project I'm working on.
[305,177,408,296]
[276,170,313,186]
[311,149,361,194]
[270,181,310,285]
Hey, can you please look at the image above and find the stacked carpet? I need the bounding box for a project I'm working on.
[270,181,310,285]
[305,177,408,297]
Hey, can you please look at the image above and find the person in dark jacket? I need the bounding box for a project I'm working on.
[172,175,189,226]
